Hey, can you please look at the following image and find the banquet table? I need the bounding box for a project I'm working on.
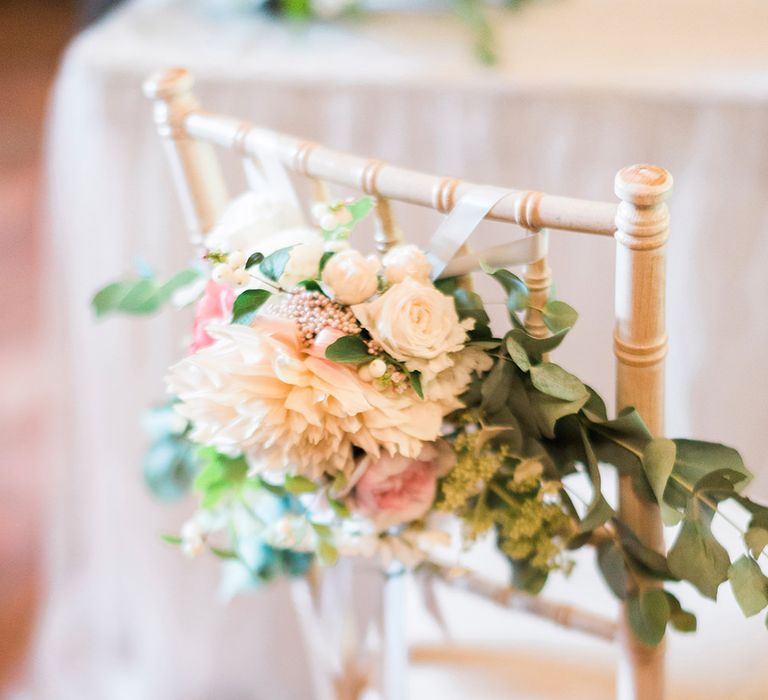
[33,0,768,698]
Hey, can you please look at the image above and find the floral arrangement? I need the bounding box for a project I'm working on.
[214,0,537,64]
[94,190,768,645]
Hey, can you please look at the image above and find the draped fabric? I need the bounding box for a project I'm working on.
[27,0,768,697]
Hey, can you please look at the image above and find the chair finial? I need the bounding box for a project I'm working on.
[143,67,194,101]
[615,164,672,207]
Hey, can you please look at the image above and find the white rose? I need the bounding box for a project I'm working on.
[205,190,306,254]
[382,244,432,284]
[322,250,381,305]
[353,277,471,376]
[279,236,326,288]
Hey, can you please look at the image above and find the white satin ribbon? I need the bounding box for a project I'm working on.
[246,131,301,209]
[427,186,548,280]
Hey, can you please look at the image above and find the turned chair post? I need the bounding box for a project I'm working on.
[143,69,229,241]
[613,165,672,700]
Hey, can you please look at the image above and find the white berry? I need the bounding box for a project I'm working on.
[368,359,387,378]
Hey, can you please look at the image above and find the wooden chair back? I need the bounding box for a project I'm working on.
[144,67,672,700]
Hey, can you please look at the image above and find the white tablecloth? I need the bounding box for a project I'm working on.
[32,0,768,697]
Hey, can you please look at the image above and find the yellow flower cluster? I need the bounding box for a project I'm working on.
[437,432,573,572]
[437,432,508,513]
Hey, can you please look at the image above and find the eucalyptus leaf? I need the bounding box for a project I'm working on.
[529,391,589,439]
[665,440,751,510]
[577,424,615,533]
[668,506,730,599]
[627,588,671,647]
[325,335,371,364]
[597,539,626,599]
[745,527,768,559]
[642,438,682,525]
[483,266,528,312]
[505,335,531,371]
[92,269,199,317]
[506,327,570,359]
[231,289,271,325]
[542,300,578,333]
[530,363,588,402]
[663,591,697,633]
[728,555,768,617]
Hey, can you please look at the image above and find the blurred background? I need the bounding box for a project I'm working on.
[2,0,768,698]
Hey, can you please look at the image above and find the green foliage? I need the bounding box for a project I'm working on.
[194,448,249,509]
[284,475,319,495]
[259,247,293,282]
[628,588,670,647]
[728,556,768,617]
[325,334,371,363]
[668,505,730,600]
[245,252,264,269]
[92,269,199,317]
[231,289,271,325]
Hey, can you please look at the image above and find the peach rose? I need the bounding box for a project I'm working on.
[352,441,455,530]
[189,281,235,353]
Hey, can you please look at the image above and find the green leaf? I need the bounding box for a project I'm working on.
[259,246,293,282]
[530,363,588,402]
[642,438,682,525]
[628,588,670,647]
[328,496,350,518]
[506,327,570,359]
[663,591,697,633]
[578,423,615,533]
[745,527,768,559]
[161,534,183,545]
[92,269,199,317]
[284,475,319,495]
[505,335,530,371]
[728,555,768,617]
[245,252,264,269]
[666,440,751,510]
[542,300,578,333]
[484,265,528,322]
[325,335,371,364]
[613,520,675,581]
[528,391,589,439]
[143,435,198,501]
[450,288,492,338]
[194,449,249,509]
[597,539,626,599]
[317,540,338,566]
[347,196,374,221]
[210,547,239,560]
[231,289,271,325]
[409,370,424,399]
[668,506,730,599]
[319,251,335,272]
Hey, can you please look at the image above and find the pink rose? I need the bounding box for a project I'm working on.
[352,442,455,530]
[189,281,236,353]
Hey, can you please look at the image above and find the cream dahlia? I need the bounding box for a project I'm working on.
[166,316,446,478]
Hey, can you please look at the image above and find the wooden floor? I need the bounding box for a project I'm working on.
[0,0,76,690]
